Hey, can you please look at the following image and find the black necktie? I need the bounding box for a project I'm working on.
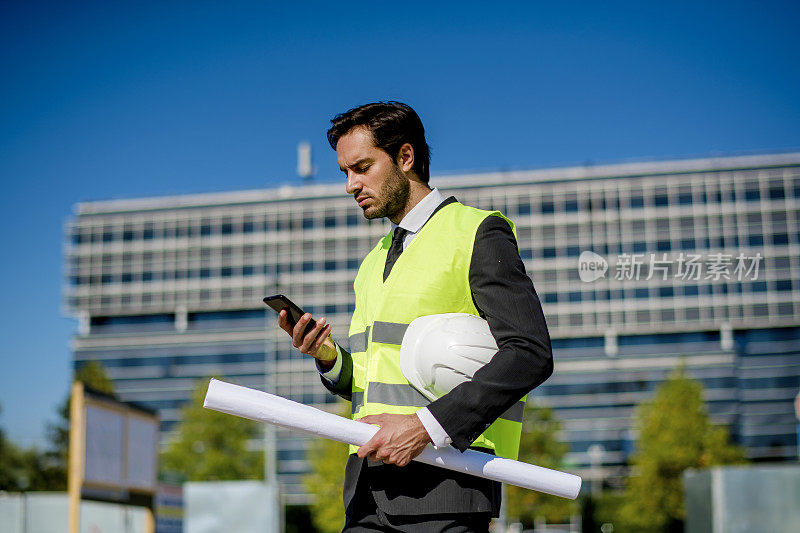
[383,226,409,281]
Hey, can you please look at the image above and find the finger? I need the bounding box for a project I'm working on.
[376,448,391,462]
[359,415,384,426]
[291,313,313,347]
[277,310,292,335]
[302,316,327,353]
[299,317,328,353]
[311,323,332,354]
[357,439,378,459]
[359,415,374,424]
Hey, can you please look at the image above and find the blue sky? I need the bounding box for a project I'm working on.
[1,1,798,447]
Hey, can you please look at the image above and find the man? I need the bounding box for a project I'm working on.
[278,102,553,532]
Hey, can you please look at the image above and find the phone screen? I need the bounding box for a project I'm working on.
[263,294,317,333]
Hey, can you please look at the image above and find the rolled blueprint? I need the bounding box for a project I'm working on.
[203,379,581,500]
[204,378,582,499]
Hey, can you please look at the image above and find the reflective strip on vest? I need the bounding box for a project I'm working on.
[348,327,370,353]
[367,382,428,407]
[351,391,364,414]
[371,321,408,345]
[500,401,525,423]
[352,381,525,423]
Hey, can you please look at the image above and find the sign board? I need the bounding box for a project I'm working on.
[69,382,159,533]
[155,484,184,533]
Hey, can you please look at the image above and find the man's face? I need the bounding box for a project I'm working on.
[337,127,410,222]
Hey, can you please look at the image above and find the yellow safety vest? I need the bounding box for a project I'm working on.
[347,200,525,459]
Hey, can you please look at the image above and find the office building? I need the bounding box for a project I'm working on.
[65,152,800,499]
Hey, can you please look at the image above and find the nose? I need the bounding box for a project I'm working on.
[345,170,360,195]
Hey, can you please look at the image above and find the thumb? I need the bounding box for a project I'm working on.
[359,414,385,426]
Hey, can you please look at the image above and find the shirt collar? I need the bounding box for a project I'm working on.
[392,188,446,234]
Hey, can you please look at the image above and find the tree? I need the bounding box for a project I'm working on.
[505,402,578,527]
[0,403,24,490]
[0,404,67,491]
[160,378,264,481]
[617,367,746,532]
[303,402,350,533]
[43,360,116,490]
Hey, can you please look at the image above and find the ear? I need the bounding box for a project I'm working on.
[396,143,415,174]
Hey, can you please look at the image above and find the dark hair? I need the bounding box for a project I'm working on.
[327,101,431,183]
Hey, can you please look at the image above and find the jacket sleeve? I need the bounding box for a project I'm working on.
[319,343,355,401]
[426,214,554,452]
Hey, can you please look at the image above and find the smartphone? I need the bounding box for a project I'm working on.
[263,294,317,335]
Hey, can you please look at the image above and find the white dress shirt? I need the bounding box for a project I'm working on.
[319,188,453,447]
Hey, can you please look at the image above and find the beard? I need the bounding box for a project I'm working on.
[363,164,410,220]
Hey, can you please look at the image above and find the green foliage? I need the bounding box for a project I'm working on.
[74,360,115,394]
[0,405,65,491]
[617,367,746,532]
[505,402,578,526]
[0,404,21,490]
[303,402,350,533]
[160,379,264,482]
[590,491,626,532]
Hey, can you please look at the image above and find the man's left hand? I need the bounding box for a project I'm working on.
[357,413,432,467]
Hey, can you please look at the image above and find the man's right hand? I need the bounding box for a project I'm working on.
[277,309,337,369]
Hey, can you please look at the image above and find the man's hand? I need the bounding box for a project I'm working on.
[277,310,337,368]
[357,413,432,467]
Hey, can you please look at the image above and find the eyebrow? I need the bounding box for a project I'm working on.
[339,158,372,172]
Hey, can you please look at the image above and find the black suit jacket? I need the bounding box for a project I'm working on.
[321,198,553,517]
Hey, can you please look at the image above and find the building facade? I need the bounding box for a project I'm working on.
[65,153,800,500]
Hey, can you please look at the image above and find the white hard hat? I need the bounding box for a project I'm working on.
[399,313,498,402]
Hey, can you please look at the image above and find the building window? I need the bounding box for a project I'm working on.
[744,186,761,202]
[565,196,579,212]
[768,182,785,200]
[683,285,699,296]
[772,233,789,245]
[750,281,767,292]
